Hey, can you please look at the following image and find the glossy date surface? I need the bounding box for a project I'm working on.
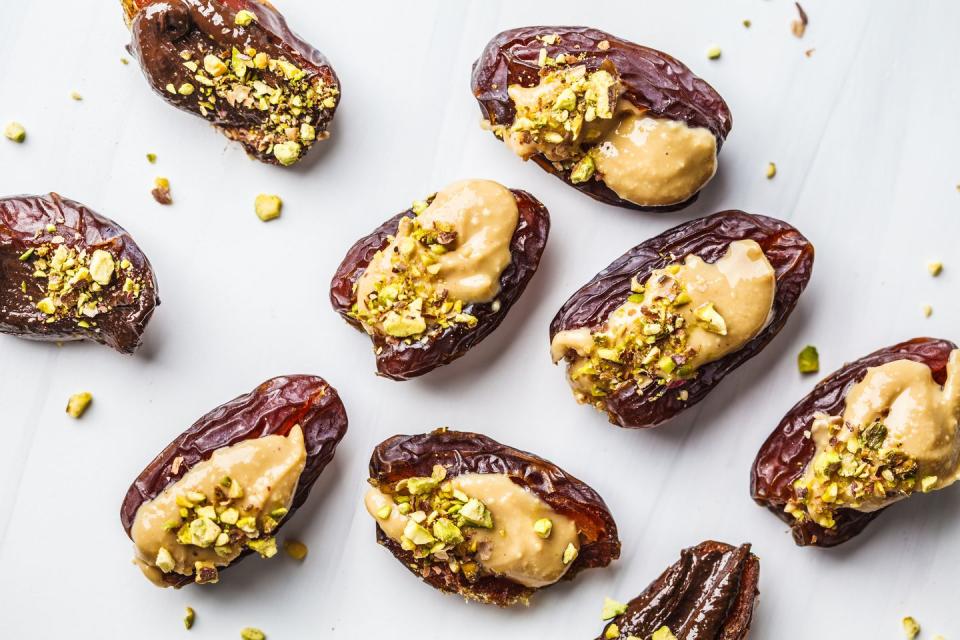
[0,193,159,354]
[597,541,759,640]
[550,210,814,428]
[330,189,549,380]
[471,26,732,211]
[751,337,957,547]
[369,429,620,605]
[121,375,348,586]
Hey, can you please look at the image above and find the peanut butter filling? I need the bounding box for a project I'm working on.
[365,468,580,589]
[788,351,960,528]
[352,179,519,340]
[552,239,775,405]
[131,425,306,587]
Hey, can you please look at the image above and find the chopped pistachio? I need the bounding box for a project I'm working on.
[902,617,920,640]
[152,177,172,205]
[234,9,257,26]
[432,518,465,545]
[70,91,83,101]
[254,194,283,221]
[743,19,752,28]
[203,54,228,76]
[652,627,679,640]
[178,83,195,96]
[922,304,933,318]
[283,539,308,561]
[240,628,266,640]
[600,597,627,620]
[766,162,777,179]
[402,520,436,546]
[570,154,596,183]
[183,607,195,630]
[533,518,553,539]
[927,260,943,276]
[146,153,157,163]
[375,505,392,520]
[120,57,130,65]
[797,345,819,374]
[706,45,722,60]
[65,392,93,418]
[921,475,938,492]
[693,302,727,335]
[4,121,26,143]
[562,542,579,565]
[185,490,206,504]
[247,537,277,558]
[155,547,175,573]
[459,498,493,528]
[604,624,620,639]
[272,140,302,166]
[89,249,115,286]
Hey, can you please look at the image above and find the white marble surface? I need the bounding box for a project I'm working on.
[2,0,959,637]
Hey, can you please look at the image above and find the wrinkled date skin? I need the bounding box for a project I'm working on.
[121,375,348,587]
[330,190,550,380]
[124,0,340,166]
[369,429,620,605]
[471,26,732,211]
[0,193,159,354]
[751,338,957,547]
[598,541,759,640]
[551,211,814,428]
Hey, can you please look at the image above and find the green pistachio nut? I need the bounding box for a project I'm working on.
[272,141,302,166]
[459,498,493,528]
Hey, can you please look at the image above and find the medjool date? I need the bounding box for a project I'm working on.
[0,193,159,354]
[471,26,731,211]
[366,429,620,605]
[124,0,341,166]
[550,211,813,428]
[330,179,550,380]
[121,375,348,587]
[751,337,958,547]
[597,541,759,640]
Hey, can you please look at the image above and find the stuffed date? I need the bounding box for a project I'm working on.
[0,193,159,354]
[550,211,813,429]
[364,428,620,605]
[752,337,960,547]
[471,26,731,211]
[597,541,759,640]
[120,375,348,587]
[330,179,550,380]
[123,0,341,166]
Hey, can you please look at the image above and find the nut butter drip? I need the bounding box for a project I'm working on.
[365,473,579,588]
[353,180,519,339]
[791,351,960,524]
[132,425,306,587]
[552,239,775,402]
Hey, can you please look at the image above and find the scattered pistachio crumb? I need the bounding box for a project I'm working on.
[902,617,920,640]
[927,260,943,276]
[600,597,627,620]
[70,91,83,101]
[562,542,578,565]
[604,624,620,639]
[4,121,26,143]
[146,153,157,164]
[235,9,257,26]
[533,518,553,539]
[792,2,809,38]
[121,56,130,65]
[921,475,938,492]
[706,45,722,60]
[272,140,302,166]
[66,392,93,418]
[152,177,172,205]
[653,627,679,640]
[922,304,933,318]
[283,539,308,561]
[254,194,283,221]
[184,607,195,630]
[766,162,777,179]
[798,345,819,374]
[240,628,266,640]
[743,19,752,28]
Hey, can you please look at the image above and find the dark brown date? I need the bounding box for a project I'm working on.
[471,26,731,211]
[369,429,620,605]
[751,337,956,547]
[551,211,814,428]
[330,188,550,380]
[120,375,348,587]
[0,193,159,354]
[597,541,759,640]
[125,0,341,166]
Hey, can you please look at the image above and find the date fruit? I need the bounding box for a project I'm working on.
[551,211,814,428]
[124,0,341,166]
[472,26,731,211]
[0,193,160,354]
[597,541,759,640]
[121,375,348,587]
[330,180,550,380]
[751,337,958,547]
[367,429,620,605]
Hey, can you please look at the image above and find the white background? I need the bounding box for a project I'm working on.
[2,1,958,638]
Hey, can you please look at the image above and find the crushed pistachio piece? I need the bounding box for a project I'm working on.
[706,45,722,60]
[247,537,277,558]
[533,518,553,539]
[152,177,172,205]
[766,162,777,179]
[562,542,578,565]
[254,194,283,221]
[600,597,627,620]
[272,141,302,166]
[927,260,943,276]
[743,19,752,28]
[234,9,257,26]
[922,304,933,318]
[652,627,679,640]
[693,302,727,335]
[70,91,83,101]
[146,153,157,163]
[604,624,620,639]
[155,547,175,573]
[240,628,266,640]
[797,345,819,374]
[921,475,938,492]
[65,392,93,418]
[184,607,195,630]
[4,121,26,143]
[902,617,920,640]
[121,57,130,65]
[283,539,308,561]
